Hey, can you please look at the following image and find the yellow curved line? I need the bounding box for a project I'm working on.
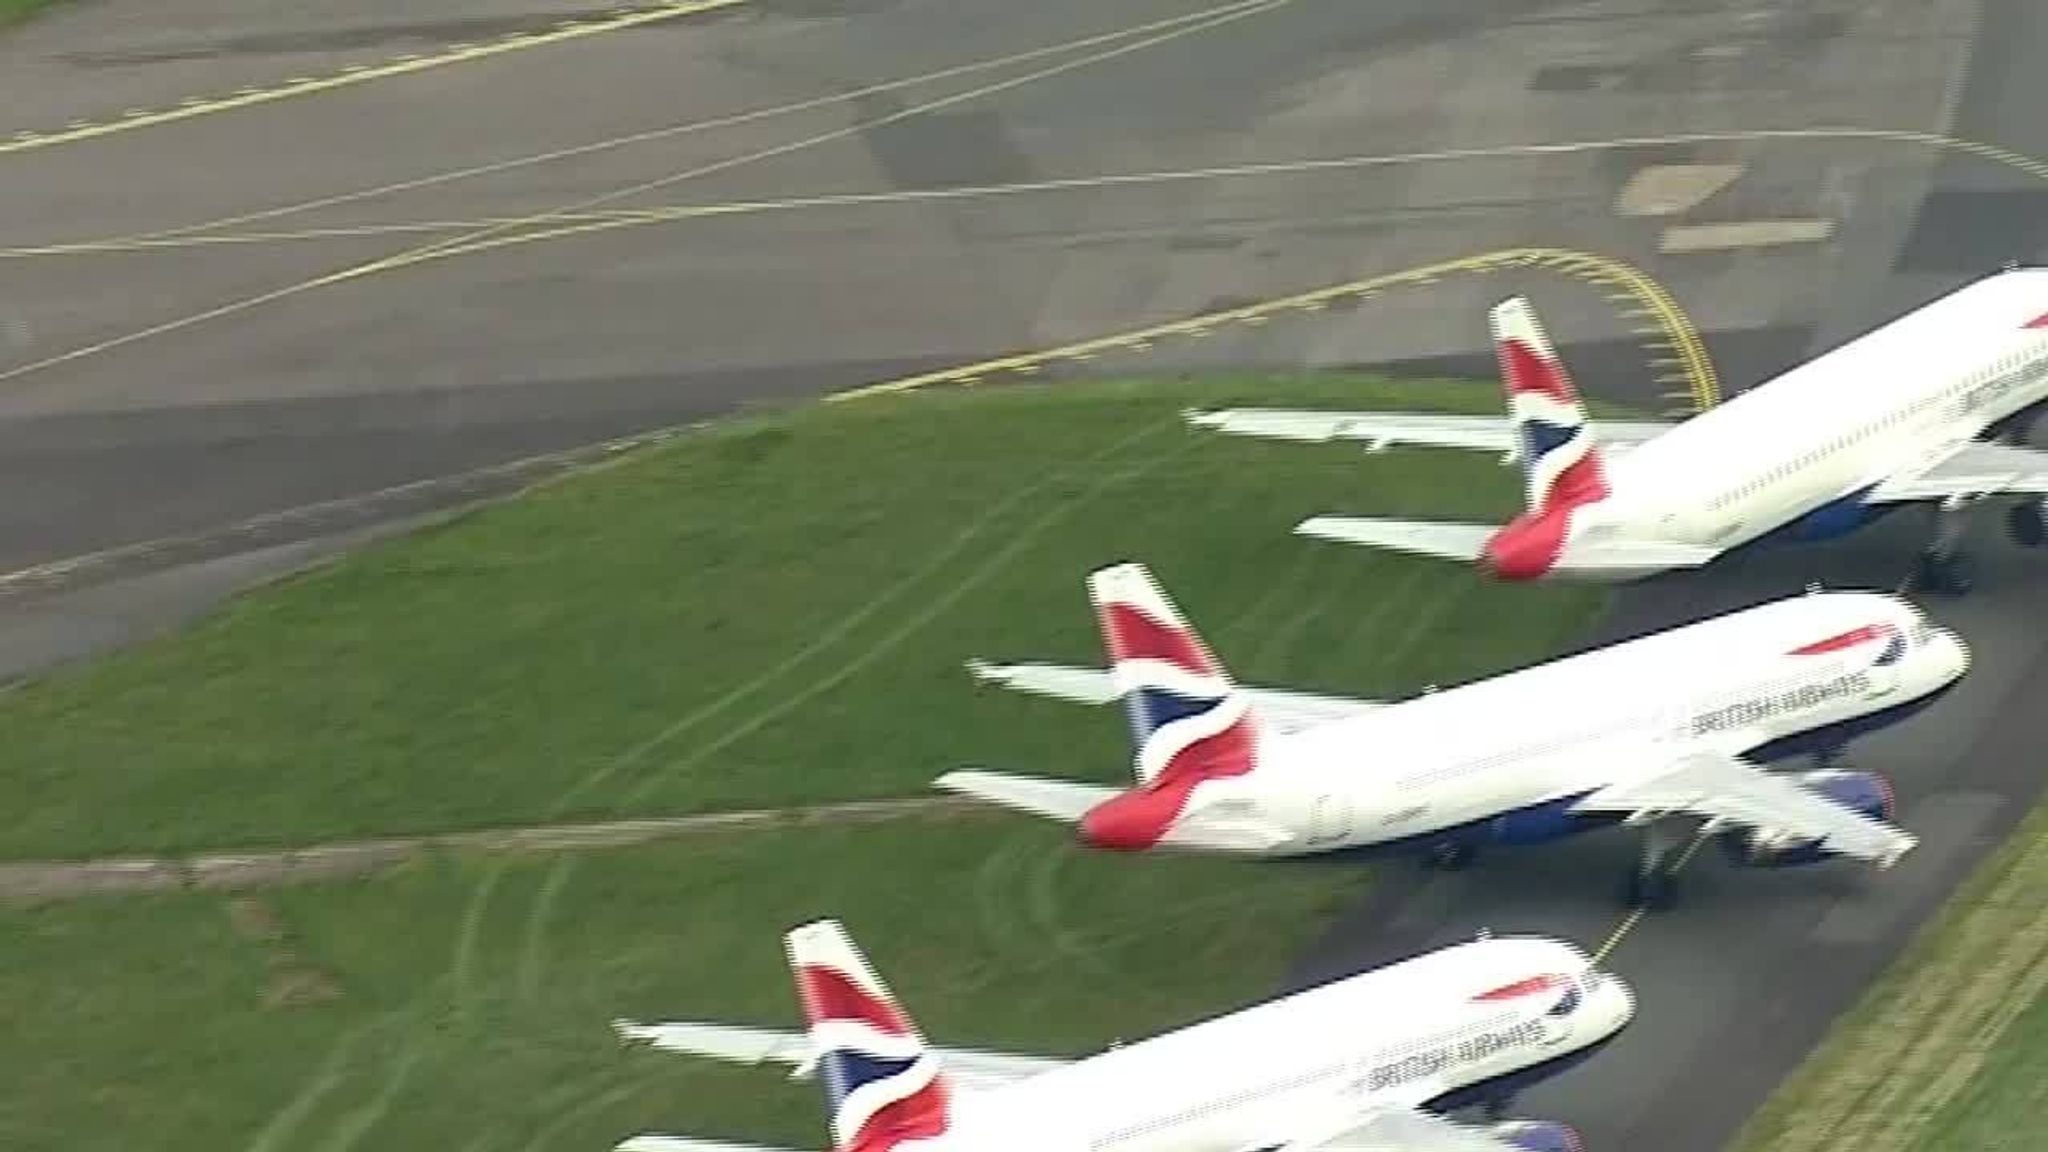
[20,0,1285,253]
[0,0,1291,390]
[828,246,1722,413]
[0,0,749,157]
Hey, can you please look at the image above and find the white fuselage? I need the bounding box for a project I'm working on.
[1588,269,2048,552]
[936,937,1632,1152]
[1164,591,1965,856]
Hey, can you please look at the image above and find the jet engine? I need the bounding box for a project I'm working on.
[1488,1119,1584,1152]
[1718,768,1894,868]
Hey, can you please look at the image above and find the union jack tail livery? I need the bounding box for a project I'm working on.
[787,919,953,1152]
[1491,297,1610,515]
[1086,562,1258,788]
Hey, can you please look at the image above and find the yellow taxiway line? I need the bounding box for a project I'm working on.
[0,0,749,157]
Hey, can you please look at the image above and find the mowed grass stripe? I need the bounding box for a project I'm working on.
[0,820,1359,1152]
[1732,803,2048,1152]
[0,375,1601,860]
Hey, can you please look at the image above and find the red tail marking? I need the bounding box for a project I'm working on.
[1099,602,1217,675]
[1079,720,1257,851]
[795,966,910,1035]
[847,1080,951,1152]
[1542,449,1610,510]
[2024,310,2048,329]
[1497,337,1580,403]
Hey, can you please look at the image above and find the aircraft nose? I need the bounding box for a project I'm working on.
[1944,628,1972,676]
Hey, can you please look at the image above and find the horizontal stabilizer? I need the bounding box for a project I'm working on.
[618,1137,812,1152]
[1296,516,1725,575]
[934,769,1119,824]
[966,658,1120,704]
[1294,516,1497,562]
[614,1019,1065,1091]
[965,658,1381,733]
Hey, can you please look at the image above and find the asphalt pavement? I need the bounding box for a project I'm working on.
[1,0,2044,1149]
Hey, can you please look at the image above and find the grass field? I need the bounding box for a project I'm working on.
[0,374,1605,861]
[0,0,56,27]
[1728,799,2048,1152]
[0,821,1360,1152]
[0,372,1614,1152]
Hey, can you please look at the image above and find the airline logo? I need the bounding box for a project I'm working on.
[1492,299,1609,515]
[787,923,951,1152]
[1789,621,1905,667]
[1082,565,1258,850]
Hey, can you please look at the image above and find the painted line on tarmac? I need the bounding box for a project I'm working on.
[16,123,2047,260]
[0,0,1291,391]
[0,244,1715,601]
[826,246,1722,414]
[0,0,748,158]
[16,0,1289,253]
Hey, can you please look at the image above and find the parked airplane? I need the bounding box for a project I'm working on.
[937,563,1964,907]
[1185,266,2048,594]
[612,918,1631,1152]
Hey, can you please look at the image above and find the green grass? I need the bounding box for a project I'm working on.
[0,0,58,27]
[0,820,1358,1152]
[0,374,1607,860]
[0,372,1617,1152]
[1726,798,2048,1152]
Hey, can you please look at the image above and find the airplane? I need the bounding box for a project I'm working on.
[1184,266,2048,595]
[610,917,1633,1152]
[935,562,1966,908]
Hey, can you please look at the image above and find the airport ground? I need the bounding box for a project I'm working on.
[3,0,2048,1150]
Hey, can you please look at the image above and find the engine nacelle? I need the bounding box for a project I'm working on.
[1488,1119,1584,1152]
[1719,768,1894,868]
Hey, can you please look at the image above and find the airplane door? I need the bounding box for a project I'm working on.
[1308,794,1352,847]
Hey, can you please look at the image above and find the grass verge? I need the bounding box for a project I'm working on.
[1726,800,2048,1152]
[0,821,1357,1152]
[0,0,57,27]
[0,374,1607,860]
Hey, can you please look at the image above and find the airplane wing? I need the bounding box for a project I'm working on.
[613,1019,1068,1093]
[1865,440,2048,503]
[1570,750,1917,865]
[1185,408,1674,457]
[1292,516,1725,573]
[965,658,1382,734]
[1278,1106,1554,1152]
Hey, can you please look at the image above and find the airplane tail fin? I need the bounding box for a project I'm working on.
[1086,562,1259,788]
[786,920,953,1152]
[1491,297,1611,515]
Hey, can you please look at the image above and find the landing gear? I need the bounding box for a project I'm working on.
[1625,821,1683,910]
[1423,842,1478,871]
[2006,498,2048,549]
[1911,496,1977,597]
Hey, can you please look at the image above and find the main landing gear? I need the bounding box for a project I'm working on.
[1625,821,1684,910]
[1911,495,1977,597]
